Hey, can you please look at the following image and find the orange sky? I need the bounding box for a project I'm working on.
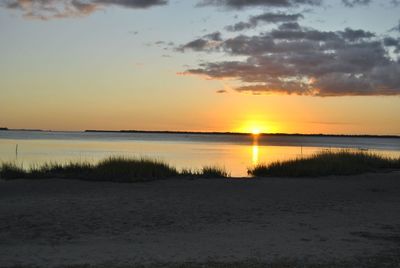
[1,1,400,135]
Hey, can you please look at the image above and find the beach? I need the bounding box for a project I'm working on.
[1,172,400,267]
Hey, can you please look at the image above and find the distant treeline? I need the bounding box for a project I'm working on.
[0,128,44,132]
[85,129,400,139]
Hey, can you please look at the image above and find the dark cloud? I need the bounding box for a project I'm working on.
[383,37,400,53]
[197,0,322,8]
[226,21,253,32]
[177,32,223,52]
[278,22,302,31]
[340,28,375,41]
[342,0,371,7]
[3,0,166,19]
[181,24,400,96]
[204,31,223,41]
[95,0,167,8]
[226,12,303,31]
[179,38,210,51]
[384,37,399,46]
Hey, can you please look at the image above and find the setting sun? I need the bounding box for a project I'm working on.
[237,119,274,134]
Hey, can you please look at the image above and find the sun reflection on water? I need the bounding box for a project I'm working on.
[252,144,259,165]
[251,133,260,165]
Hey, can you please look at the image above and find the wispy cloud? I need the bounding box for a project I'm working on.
[342,0,371,7]
[197,0,322,8]
[226,12,303,32]
[198,0,395,8]
[3,0,395,19]
[3,0,167,19]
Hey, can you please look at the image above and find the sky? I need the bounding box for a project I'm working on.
[0,0,399,134]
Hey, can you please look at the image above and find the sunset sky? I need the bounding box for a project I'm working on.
[1,0,399,134]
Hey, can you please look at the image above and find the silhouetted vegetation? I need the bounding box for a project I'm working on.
[0,157,230,182]
[248,150,400,177]
[200,166,230,178]
[0,162,26,179]
[2,151,399,181]
[0,127,8,131]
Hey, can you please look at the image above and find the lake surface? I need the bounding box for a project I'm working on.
[1,130,399,177]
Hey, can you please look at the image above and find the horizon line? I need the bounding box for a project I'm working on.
[1,127,399,138]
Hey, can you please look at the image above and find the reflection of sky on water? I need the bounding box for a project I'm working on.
[1,131,399,177]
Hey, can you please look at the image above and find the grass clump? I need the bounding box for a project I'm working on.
[200,166,230,178]
[248,150,400,177]
[0,162,26,179]
[30,162,93,179]
[0,157,230,182]
[0,157,178,182]
[94,157,178,182]
[179,166,229,178]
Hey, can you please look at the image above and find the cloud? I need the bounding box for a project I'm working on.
[199,0,400,9]
[4,0,396,19]
[181,24,400,96]
[95,0,167,8]
[383,37,400,53]
[340,28,375,41]
[226,12,303,32]
[3,0,167,19]
[203,31,223,41]
[341,0,400,7]
[177,32,223,52]
[197,0,322,8]
[342,0,371,7]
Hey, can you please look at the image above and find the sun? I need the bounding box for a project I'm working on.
[237,120,276,134]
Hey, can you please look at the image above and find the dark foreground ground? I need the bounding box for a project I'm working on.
[1,172,400,268]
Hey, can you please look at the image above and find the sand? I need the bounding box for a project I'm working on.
[1,172,400,267]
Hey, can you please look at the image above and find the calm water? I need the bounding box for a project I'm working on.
[0,130,399,177]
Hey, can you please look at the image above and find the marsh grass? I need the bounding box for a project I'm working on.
[179,166,229,178]
[0,157,229,182]
[93,157,179,182]
[248,149,400,177]
[201,166,230,178]
[0,162,26,179]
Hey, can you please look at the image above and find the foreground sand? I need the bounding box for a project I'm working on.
[1,172,400,267]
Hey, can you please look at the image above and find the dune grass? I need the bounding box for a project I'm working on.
[200,166,230,178]
[2,150,399,181]
[178,166,229,178]
[248,150,400,177]
[0,157,230,182]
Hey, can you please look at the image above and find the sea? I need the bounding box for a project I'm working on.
[0,130,399,177]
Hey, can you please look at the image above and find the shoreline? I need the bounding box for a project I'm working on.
[1,171,400,267]
[1,169,400,181]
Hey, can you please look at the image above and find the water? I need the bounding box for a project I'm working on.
[0,130,399,177]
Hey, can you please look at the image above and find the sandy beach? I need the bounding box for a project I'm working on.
[1,172,400,267]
